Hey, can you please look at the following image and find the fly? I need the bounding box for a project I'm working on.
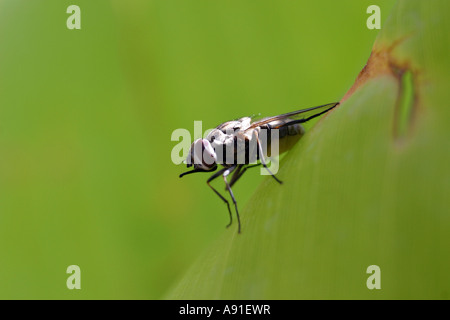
[179,102,339,233]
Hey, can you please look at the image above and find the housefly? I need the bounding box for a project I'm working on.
[179,102,339,233]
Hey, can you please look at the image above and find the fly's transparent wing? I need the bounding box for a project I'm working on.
[244,102,339,132]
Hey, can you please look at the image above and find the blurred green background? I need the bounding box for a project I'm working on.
[0,0,396,299]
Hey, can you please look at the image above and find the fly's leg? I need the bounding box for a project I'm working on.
[254,130,283,184]
[207,166,237,229]
[222,165,241,233]
[229,163,261,188]
[227,164,243,189]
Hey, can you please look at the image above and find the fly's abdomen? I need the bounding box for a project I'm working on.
[266,120,305,156]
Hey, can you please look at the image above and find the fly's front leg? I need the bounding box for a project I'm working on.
[207,166,237,229]
[221,165,241,233]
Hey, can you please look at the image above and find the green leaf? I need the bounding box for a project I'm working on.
[166,0,450,299]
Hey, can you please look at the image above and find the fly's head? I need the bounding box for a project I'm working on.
[179,139,217,178]
[189,138,218,170]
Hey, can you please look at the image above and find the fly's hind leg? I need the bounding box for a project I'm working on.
[254,130,283,184]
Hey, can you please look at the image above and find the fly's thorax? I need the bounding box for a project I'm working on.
[208,128,239,166]
[207,125,283,165]
[186,138,217,171]
[214,117,252,132]
[206,125,253,166]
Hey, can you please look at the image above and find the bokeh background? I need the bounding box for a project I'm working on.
[0,0,395,299]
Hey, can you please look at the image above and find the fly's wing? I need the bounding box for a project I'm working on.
[244,102,339,132]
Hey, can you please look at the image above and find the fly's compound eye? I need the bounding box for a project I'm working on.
[189,139,217,171]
